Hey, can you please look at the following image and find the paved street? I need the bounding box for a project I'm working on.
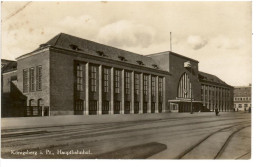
[1,112,251,159]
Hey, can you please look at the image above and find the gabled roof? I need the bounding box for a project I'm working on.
[1,59,17,73]
[198,71,232,87]
[36,33,161,70]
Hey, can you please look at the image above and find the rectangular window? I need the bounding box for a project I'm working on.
[125,71,130,95]
[125,101,130,114]
[89,100,97,115]
[144,75,148,96]
[75,100,84,111]
[36,66,42,91]
[151,102,155,113]
[76,64,83,92]
[244,104,248,108]
[134,73,140,95]
[159,102,162,113]
[103,68,109,93]
[201,87,204,101]
[23,69,29,93]
[102,101,109,114]
[114,101,121,114]
[29,67,35,92]
[238,104,242,108]
[158,77,163,98]
[115,70,120,93]
[134,102,139,114]
[143,102,148,113]
[90,65,97,92]
[151,76,156,97]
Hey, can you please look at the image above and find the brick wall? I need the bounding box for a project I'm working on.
[17,50,50,108]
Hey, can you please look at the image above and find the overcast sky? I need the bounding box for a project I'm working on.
[1,1,251,86]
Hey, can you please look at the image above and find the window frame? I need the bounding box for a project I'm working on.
[114,69,120,94]
[90,65,97,92]
[23,69,29,93]
[29,67,35,92]
[125,71,131,95]
[36,65,42,91]
[103,68,109,93]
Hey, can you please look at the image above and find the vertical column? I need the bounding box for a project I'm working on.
[140,73,144,114]
[214,87,217,109]
[203,85,205,107]
[98,65,102,115]
[224,88,227,111]
[121,69,125,114]
[162,77,166,112]
[207,85,209,109]
[220,88,222,111]
[84,63,89,115]
[155,76,159,113]
[131,71,135,114]
[148,74,152,113]
[180,77,183,97]
[218,87,220,110]
[110,67,114,114]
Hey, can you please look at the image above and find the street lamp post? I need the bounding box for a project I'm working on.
[190,86,193,114]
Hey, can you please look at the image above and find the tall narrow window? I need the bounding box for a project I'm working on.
[102,101,109,114]
[114,101,121,114]
[125,71,130,95]
[158,77,163,98]
[89,100,97,115]
[151,102,156,113]
[201,86,204,101]
[23,69,28,93]
[103,68,109,93]
[115,69,120,93]
[134,73,140,95]
[125,101,131,114]
[134,102,139,114]
[143,75,148,96]
[29,67,35,92]
[151,76,156,97]
[76,64,83,91]
[143,102,148,113]
[36,66,42,91]
[177,73,191,98]
[90,65,97,92]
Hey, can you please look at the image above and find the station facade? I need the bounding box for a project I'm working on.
[1,33,234,117]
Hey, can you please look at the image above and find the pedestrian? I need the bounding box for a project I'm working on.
[248,106,251,113]
[215,107,219,116]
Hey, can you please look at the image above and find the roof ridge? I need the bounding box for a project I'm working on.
[56,33,146,57]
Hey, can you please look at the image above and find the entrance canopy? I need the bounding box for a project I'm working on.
[168,99,203,113]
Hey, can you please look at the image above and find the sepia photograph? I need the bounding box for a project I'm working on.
[1,0,253,161]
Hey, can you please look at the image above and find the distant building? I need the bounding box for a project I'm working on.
[234,85,251,112]
[1,33,234,117]
[1,59,26,117]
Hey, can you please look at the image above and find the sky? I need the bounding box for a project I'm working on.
[1,1,252,86]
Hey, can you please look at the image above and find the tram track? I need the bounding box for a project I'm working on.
[176,123,251,159]
[1,113,251,159]
[1,116,250,144]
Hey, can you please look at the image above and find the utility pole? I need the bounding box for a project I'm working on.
[170,32,172,51]
[190,85,193,114]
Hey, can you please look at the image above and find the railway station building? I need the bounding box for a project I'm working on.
[1,33,234,117]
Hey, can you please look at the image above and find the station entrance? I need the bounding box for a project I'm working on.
[169,99,203,113]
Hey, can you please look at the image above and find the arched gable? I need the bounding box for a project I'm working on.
[177,73,192,98]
